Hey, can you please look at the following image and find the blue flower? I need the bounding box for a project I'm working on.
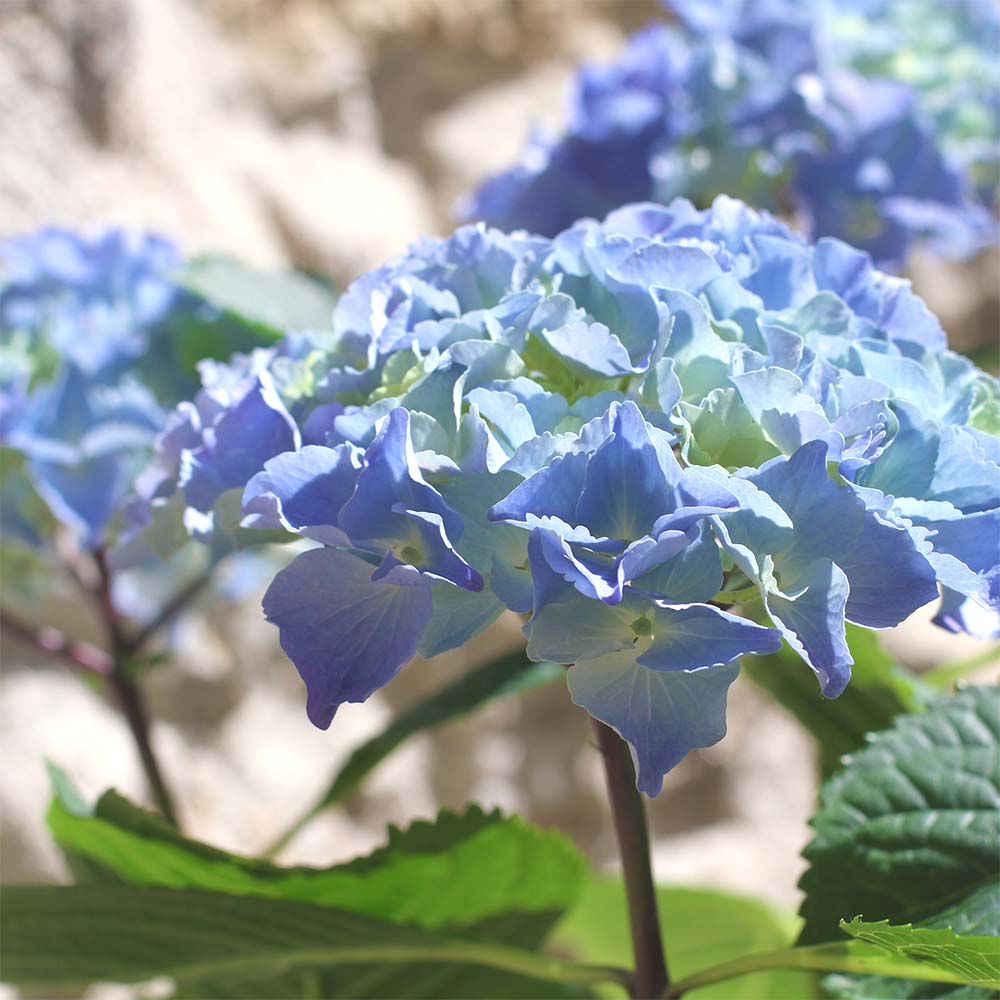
[461,2,997,269]
[488,400,737,603]
[149,197,998,788]
[0,227,190,549]
[1,227,180,379]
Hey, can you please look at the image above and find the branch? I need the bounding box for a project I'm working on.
[1,608,112,677]
[93,550,179,827]
[592,718,669,999]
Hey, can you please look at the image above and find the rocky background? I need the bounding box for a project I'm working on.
[1,0,997,949]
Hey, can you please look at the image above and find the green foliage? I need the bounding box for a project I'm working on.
[37,778,607,997]
[823,884,1000,999]
[155,255,337,383]
[553,875,817,998]
[48,781,584,942]
[179,255,337,338]
[268,650,564,854]
[799,686,1000,945]
[835,905,1000,990]
[0,885,614,998]
[742,624,926,776]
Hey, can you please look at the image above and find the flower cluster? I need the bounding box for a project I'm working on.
[0,228,183,549]
[461,0,998,269]
[147,197,999,794]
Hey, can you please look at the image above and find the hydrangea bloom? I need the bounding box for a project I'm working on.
[0,228,182,549]
[148,197,999,794]
[461,0,997,269]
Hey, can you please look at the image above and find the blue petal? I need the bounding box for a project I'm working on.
[535,320,642,378]
[575,400,671,540]
[638,604,781,671]
[242,443,363,545]
[835,509,939,628]
[632,522,724,602]
[182,376,300,514]
[417,585,506,659]
[524,536,641,662]
[488,450,590,527]
[568,651,740,795]
[339,408,459,543]
[262,547,432,728]
[764,557,853,698]
[371,508,484,591]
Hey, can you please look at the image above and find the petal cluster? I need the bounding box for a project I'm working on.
[150,198,1000,792]
[1,228,181,548]
[461,1,998,268]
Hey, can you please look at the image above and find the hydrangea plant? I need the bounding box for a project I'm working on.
[3,204,998,1000]
[136,196,999,798]
[462,0,998,269]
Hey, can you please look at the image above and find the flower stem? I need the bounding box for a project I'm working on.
[94,550,179,826]
[592,718,669,999]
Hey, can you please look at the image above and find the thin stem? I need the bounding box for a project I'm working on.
[592,718,669,999]
[93,550,179,826]
[0,608,112,677]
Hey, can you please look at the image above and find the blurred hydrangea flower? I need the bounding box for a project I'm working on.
[0,228,182,549]
[148,198,999,793]
[460,0,998,269]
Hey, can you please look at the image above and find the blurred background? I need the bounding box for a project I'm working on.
[1,0,997,930]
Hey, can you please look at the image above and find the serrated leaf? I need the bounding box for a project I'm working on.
[0,886,615,998]
[47,780,584,946]
[743,623,926,776]
[824,883,1000,999]
[269,650,563,854]
[553,876,817,999]
[839,911,1000,988]
[178,256,336,337]
[799,686,1000,944]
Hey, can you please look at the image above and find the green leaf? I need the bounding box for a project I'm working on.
[178,255,337,337]
[799,686,1000,944]
[663,929,999,998]
[0,885,623,997]
[835,909,1000,990]
[268,650,564,854]
[743,623,926,776]
[553,876,818,998]
[48,780,584,945]
[824,883,1000,999]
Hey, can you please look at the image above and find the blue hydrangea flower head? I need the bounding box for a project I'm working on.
[152,199,999,793]
[1,226,183,549]
[461,1,998,269]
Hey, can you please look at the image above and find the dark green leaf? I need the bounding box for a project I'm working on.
[743,624,925,777]
[48,780,584,945]
[0,885,618,997]
[269,650,564,853]
[799,686,1000,944]
[823,883,1000,999]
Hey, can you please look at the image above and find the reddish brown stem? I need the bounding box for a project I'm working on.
[592,718,669,999]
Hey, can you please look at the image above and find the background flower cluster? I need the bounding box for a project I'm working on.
[463,0,999,270]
